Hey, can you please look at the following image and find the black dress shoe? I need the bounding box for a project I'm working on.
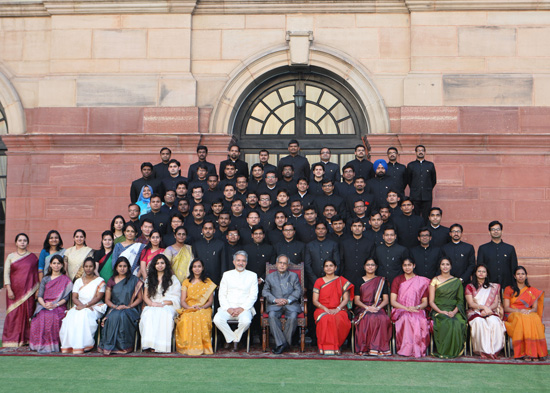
[231,342,239,352]
[272,343,289,354]
[224,342,231,350]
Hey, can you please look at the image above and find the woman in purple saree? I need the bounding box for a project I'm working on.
[29,255,73,353]
[353,258,392,356]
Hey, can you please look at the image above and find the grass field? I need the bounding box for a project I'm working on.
[0,357,549,392]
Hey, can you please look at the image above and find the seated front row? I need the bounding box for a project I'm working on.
[25,255,546,360]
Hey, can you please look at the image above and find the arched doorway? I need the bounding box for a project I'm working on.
[233,66,369,168]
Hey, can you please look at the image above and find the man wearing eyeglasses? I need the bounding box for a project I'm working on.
[410,227,443,279]
[441,223,476,284]
[476,220,518,288]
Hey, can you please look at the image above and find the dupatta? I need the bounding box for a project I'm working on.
[5,253,39,315]
[33,275,73,317]
[172,245,194,283]
[504,286,544,319]
[354,276,385,324]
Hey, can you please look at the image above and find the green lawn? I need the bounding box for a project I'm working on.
[0,357,549,392]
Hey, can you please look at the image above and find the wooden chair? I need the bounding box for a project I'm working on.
[214,320,251,353]
[260,262,307,352]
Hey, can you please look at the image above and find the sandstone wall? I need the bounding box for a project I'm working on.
[0,6,549,311]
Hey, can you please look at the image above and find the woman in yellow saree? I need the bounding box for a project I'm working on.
[175,259,216,355]
[503,266,547,361]
[164,226,194,283]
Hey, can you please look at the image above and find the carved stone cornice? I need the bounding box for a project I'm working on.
[194,0,409,14]
[0,0,197,17]
[1,0,550,16]
[405,0,550,11]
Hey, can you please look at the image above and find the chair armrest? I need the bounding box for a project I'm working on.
[303,296,308,317]
[260,296,265,315]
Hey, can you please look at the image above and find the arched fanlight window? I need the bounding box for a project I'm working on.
[233,66,369,168]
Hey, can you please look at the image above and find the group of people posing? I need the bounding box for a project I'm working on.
[2,141,547,361]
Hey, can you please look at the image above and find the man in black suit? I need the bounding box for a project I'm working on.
[406,145,436,220]
[192,220,227,285]
[220,144,249,180]
[187,145,217,182]
[277,139,310,180]
[130,162,161,203]
[442,223,476,284]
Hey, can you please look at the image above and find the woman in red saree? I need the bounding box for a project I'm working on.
[2,233,39,347]
[312,260,353,355]
[353,258,391,356]
[503,266,547,361]
[390,258,430,357]
[29,255,73,353]
[138,230,165,279]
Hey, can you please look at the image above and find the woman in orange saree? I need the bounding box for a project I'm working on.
[312,260,353,355]
[503,266,547,361]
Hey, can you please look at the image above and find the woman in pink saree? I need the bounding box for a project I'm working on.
[390,258,430,357]
[29,255,73,353]
[2,233,39,347]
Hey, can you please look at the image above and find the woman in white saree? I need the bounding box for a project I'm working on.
[111,223,145,276]
[139,254,181,353]
[465,264,506,359]
[60,257,107,353]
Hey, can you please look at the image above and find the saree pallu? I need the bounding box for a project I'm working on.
[114,235,126,245]
[170,245,194,283]
[65,246,93,281]
[98,276,143,355]
[96,251,114,282]
[430,277,466,359]
[503,286,547,359]
[112,242,145,275]
[2,253,39,347]
[465,283,505,358]
[313,277,354,355]
[140,248,165,270]
[391,275,430,357]
[139,275,181,353]
[29,275,73,353]
[353,276,391,355]
[176,278,217,355]
[60,277,107,353]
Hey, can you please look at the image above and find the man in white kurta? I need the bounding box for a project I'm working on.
[213,250,258,351]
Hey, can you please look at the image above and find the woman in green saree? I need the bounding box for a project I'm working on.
[429,257,466,358]
[95,231,114,281]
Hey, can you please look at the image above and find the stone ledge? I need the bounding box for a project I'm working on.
[4,133,550,154]
[2,133,232,153]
